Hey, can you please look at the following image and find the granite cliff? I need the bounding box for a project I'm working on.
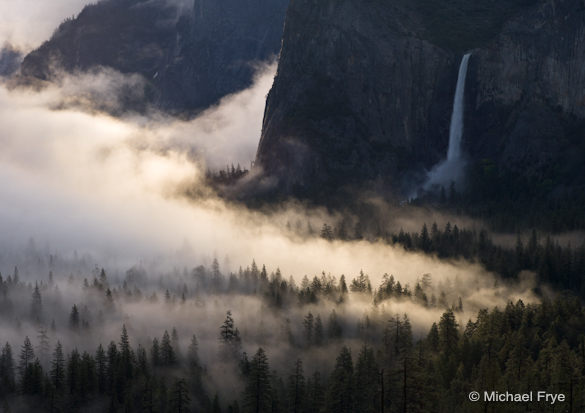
[255,0,585,202]
[467,0,585,193]
[20,0,288,114]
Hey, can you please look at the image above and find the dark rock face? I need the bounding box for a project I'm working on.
[467,0,585,188]
[20,0,288,114]
[0,45,22,77]
[256,0,585,198]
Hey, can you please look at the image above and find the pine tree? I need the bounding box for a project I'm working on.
[350,271,372,294]
[170,378,191,413]
[119,324,134,379]
[306,372,324,413]
[37,327,50,367]
[314,315,324,346]
[79,351,96,397]
[161,330,176,366]
[50,341,66,391]
[187,335,203,394]
[384,315,413,358]
[69,305,80,330]
[96,344,107,394]
[438,310,459,354]
[354,346,378,413]
[420,223,431,252]
[0,342,15,395]
[31,282,42,322]
[141,377,155,413]
[220,311,237,342]
[18,336,35,382]
[156,379,169,413]
[22,358,43,395]
[287,359,305,413]
[106,341,118,393]
[136,345,149,377]
[212,259,223,291]
[151,338,161,367]
[244,348,272,413]
[339,275,348,299]
[220,311,241,358]
[172,327,181,361]
[320,223,334,241]
[427,323,440,352]
[327,310,343,340]
[326,347,354,413]
[67,349,81,396]
[303,313,314,346]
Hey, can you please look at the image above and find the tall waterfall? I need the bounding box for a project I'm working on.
[418,53,472,195]
[446,53,471,161]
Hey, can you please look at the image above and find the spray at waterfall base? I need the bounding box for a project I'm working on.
[417,53,472,197]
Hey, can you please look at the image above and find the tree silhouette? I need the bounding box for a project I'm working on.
[244,348,271,413]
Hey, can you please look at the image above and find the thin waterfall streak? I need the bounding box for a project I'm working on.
[415,53,472,197]
[447,53,471,161]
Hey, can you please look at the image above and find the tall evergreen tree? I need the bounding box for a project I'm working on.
[306,372,324,413]
[31,282,43,322]
[161,330,176,366]
[50,341,65,391]
[37,327,50,368]
[438,310,459,354]
[187,335,203,395]
[314,316,324,346]
[69,305,80,331]
[244,348,271,413]
[327,310,343,340]
[151,338,161,367]
[287,359,305,413]
[96,344,107,394]
[0,342,15,395]
[18,336,35,384]
[67,349,81,396]
[172,327,181,361]
[303,313,314,345]
[119,324,134,379]
[220,311,241,358]
[354,345,378,413]
[106,341,118,394]
[170,378,191,413]
[326,346,354,413]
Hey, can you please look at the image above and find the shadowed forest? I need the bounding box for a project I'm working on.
[1,232,584,412]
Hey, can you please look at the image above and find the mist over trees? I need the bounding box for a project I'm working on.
[316,220,585,299]
[0,247,582,412]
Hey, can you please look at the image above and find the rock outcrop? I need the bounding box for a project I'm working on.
[256,0,455,196]
[467,0,585,189]
[20,0,288,114]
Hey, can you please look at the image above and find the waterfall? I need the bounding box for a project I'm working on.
[446,53,471,161]
[416,53,472,196]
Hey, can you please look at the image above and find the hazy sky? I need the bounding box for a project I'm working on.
[0,0,90,49]
[0,0,194,49]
